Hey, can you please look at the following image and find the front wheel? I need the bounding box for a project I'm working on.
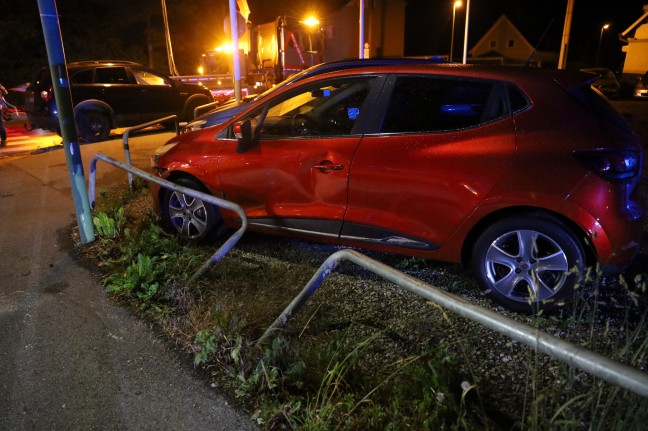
[76,111,110,142]
[160,177,222,243]
[471,215,586,313]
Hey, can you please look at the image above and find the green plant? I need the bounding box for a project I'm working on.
[104,253,165,309]
[93,207,126,238]
[236,336,304,398]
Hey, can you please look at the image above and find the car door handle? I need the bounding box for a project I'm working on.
[313,162,344,171]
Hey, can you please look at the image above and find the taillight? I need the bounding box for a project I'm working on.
[40,90,52,102]
[573,149,641,181]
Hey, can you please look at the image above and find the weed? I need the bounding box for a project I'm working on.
[93,207,126,238]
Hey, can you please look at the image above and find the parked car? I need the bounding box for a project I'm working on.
[580,68,621,99]
[25,60,214,142]
[150,63,644,313]
[183,57,446,132]
[633,71,648,99]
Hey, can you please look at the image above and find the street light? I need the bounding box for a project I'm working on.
[596,23,610,66]
[450,1,462,63]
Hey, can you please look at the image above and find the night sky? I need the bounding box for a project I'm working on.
[1,0,647,87]
[404,0,648,70]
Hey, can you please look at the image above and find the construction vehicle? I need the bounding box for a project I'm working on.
[196,15,325,99]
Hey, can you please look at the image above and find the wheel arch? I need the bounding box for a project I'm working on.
[460,206,597,268]
[73,99,115,127]
[158,170,205,209]
[183,94,212,121]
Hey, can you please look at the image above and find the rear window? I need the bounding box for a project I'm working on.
[380,76,510,133]
[571,85,632,132]
[31,68,52,87]
[71,69,94,84]
[94,67,130,84]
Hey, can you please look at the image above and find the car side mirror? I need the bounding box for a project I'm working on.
[234,119,257,153]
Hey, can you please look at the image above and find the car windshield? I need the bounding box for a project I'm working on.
[249,68,315,103]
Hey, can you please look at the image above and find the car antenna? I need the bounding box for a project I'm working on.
[524,17,555,67]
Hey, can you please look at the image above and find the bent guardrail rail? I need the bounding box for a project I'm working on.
[194,101,220,119]
[122,115,179,189]
[258,248,648,398]
[87,153,248,283]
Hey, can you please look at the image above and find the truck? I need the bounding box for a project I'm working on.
[194,15,325,102]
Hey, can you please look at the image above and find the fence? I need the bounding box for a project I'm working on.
[87,153,248,283]
[258,248,648,398]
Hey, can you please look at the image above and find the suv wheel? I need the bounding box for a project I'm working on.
[471,215,586,313]
[77,111,110,142]
[184,97,210,122]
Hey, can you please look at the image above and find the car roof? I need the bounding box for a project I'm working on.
[297,63,592,91]
[68,60,142,67]
[288,57,447,82]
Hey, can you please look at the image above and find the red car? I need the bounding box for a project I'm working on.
[150,63,644,313]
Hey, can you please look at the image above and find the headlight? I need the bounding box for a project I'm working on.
[152,142,178,166]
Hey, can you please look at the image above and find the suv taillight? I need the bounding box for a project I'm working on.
[573,149,641,181]
[40,90,52,102]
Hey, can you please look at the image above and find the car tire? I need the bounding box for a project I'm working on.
[77,111,110,142]
[160,177,222,243]
[471,214,586,313]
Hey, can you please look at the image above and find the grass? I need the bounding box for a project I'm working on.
[79,185,648,430]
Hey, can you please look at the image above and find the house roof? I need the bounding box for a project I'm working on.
[470,14,535,55]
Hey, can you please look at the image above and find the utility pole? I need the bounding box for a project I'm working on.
[558,0,575,69]
[36,0,95,244]
[359,0,365,58]
[229,0,242,101]
[462,0,471,64]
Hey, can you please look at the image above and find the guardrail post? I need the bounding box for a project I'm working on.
[121,115,178,190]
[88,153,248,282]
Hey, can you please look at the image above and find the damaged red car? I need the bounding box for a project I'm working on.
[150,63,644,313]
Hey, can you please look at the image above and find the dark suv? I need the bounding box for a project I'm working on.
[25,60,214,142]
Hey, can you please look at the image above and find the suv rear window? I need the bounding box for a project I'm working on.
[95,67,130,84]
[71,69,94,84]
[380,76,509,133]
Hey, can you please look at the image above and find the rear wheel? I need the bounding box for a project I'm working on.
[184,97,210,122]
[471,215,586,313]
[77,111,110,142]
[160,177,222,242]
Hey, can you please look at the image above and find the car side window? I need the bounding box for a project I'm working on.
[94,67,131,84]
[132,69,170,86]
[380,76,508,133]
[249,76,376,139]
[71,69,94,84]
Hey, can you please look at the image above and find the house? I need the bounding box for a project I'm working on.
[468,15,558,67]
[620,7,648,76]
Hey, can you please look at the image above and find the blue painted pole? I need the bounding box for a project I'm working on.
[36,0,95,243]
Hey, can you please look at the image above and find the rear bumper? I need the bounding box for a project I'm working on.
[26,112,60,131]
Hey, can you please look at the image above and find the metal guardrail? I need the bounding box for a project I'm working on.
[122,115,179,189]
[194,101,220,119]
[258,248,648,398]
[87,153,248,283]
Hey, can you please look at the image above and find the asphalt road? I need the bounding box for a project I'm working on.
[0,132,258,430]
